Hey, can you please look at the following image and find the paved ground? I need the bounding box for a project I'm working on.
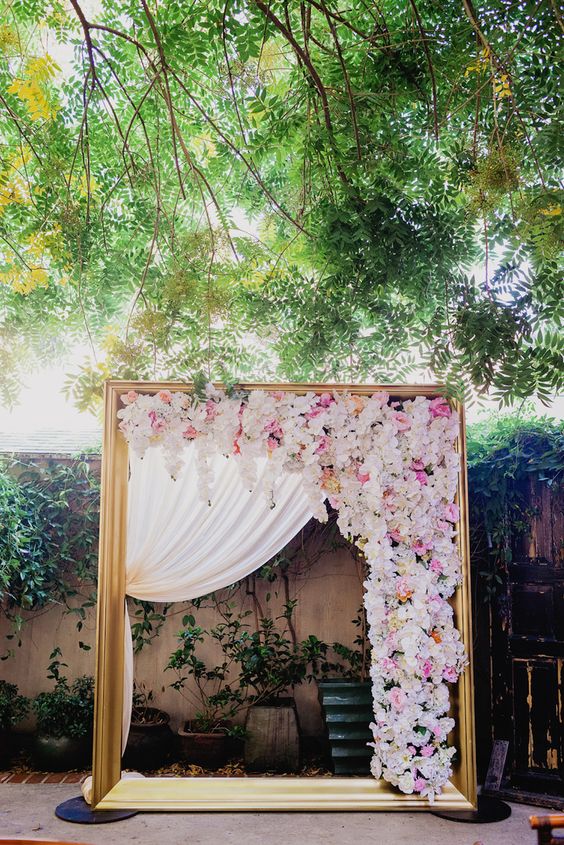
[0,784,545,845]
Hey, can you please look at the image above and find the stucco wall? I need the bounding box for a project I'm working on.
[0,545,364,738]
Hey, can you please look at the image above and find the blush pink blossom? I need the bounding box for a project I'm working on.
[429,397,452,418]
[158,390,172,404]
[420,659,433,679]
[267,436,280,451]
[305,405,324,420]
[371,391,389,406]
[421,744,435,758]
[388,530,403,543]
[407,745,417,755]
[429,558,443,574]
[388,687,406,712]
[411,460,425,471]
[393,411,412,431]
[443,666,458,682]
[182,425,198,439]
[414,470,428,485]
[318,392,335,407]
[414,777,427,792]
[264,419,283,439]
[122,390,139,405]
[205,399,218,421]
[412,541,431,555]
[444,502,460,523]
[148,410,166,433]
[315,435,331,454]
[357,469,370,484]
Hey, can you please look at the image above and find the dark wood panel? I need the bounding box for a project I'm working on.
[512,659,562,790]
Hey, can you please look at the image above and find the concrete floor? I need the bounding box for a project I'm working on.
[0,784,543,845]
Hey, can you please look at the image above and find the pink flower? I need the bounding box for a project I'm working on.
[122,390,139,405]
[388,530,403,543]
[444,502,460,523]
[407,745,417,756]
[318,392,335,407]
[412,541,431,556]
[443,666,458,683]
[315,435,331,454]
[158,390,172,404]
[269,391,285,400]
[264,419,283,440]
[414,470,428,485]
[411,460,425,471]
[421,744,435,758]
[182,425,198,439]
[266,436,280,451]
[371,391,389,406]
[393,411,412,431]
[414,777,427,792]
[388,687,406,712]
[420,659,433,679]
[429,397,451,418]
[148,410,166,433]
[305,405,324,420]
[429,558,443,574]
[357,469,370,484]
[205,399,218,421]
[382,657,398,673]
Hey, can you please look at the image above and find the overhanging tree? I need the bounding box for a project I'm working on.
[0,0,561,408]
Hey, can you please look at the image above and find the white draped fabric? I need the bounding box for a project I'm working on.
[122,445,315,747]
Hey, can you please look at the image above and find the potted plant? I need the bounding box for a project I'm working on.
[226,601,329,773]
[32,650,94,771]
[122,683,174,771]
[317,605,373,775]
[166,610,248,770]
[0,680,29,767]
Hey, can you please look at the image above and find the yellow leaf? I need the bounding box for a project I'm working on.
[540,205,562,217]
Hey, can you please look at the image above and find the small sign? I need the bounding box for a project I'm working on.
[484,740,509,792]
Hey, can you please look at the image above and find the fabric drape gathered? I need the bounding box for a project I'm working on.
[122,445,315,748]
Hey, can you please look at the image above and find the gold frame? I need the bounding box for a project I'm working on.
[91,380,477,812]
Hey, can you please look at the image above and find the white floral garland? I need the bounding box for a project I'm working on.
[118,386,466,800]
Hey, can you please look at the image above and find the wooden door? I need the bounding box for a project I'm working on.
[494,479,563,795]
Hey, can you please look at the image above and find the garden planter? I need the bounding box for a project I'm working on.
[0,728,13,768]
[33,733,92,771]
[244,699,300,773]
[177,722,229,769]
[317,680,373,775]
[122,707,173,771]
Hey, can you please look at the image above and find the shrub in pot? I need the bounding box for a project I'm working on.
[0,680,29,767]
[32,652,94,771]
[225,601,329,773]
[166,611,248,770]
[122,684,174,771]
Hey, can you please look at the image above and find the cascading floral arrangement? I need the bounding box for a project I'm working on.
[118,385,466,800]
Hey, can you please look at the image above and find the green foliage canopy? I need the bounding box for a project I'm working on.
[0,0,562,406]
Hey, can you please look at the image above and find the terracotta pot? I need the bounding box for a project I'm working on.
[177,722,228,770]
[122,708,174,771]
[33,733,92,771]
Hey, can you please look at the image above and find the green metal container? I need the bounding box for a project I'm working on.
[317,680,373,775]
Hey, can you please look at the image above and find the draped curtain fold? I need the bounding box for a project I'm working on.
[123,446,315,747]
